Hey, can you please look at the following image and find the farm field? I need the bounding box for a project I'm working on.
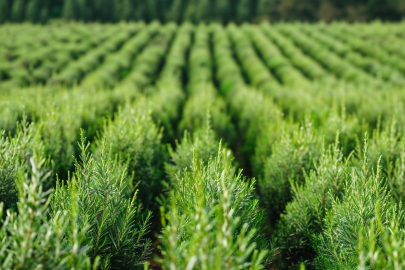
[2,21,405,269]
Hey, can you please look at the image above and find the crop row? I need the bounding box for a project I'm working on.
[276,24,380,85]
[121,23,177,90]
[49,24,141,86]
[2,22,277,269]
[325,23,405,60]
[318,24,405,74]
[0,24,91,61]
[0,24,118,88]
[299,25,405,85]
[81,23,160,89]
[3,23,405,270]
[260,23,332,82]
[244,24,309,88]
[149,23,192,142]
[227,23,280,96]
[178,24,235,144]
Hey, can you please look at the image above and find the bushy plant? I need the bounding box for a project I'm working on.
[0,146,90,269]
[165,121,221,182]
[259,121,322,225]
[51,132,152,269]
[0,119,51,216]
[93,98,164,213]
[160,124,276,269]
[313,136,401,269]
[211,23,283,169]
[277,134,347,268]
[178,86,236,145]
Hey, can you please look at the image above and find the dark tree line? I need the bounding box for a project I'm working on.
[0,0,404,24]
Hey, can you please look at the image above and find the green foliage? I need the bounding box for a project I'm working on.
[92,0,114,22]
[212,23,283,170]
[121,23,177,90]
[51,24,139,86]
[94,99,164,212]
[62,0,76,21]
[277,135,347,268]
[313,136,400,269]
[389,140,405,205]
[25,0,42,23]
[151,23,192,142]
[178,86,236,144]
[165,124,220,182]
[213,0,230,23]
[236,0,251,23]
[195,0,211,22]
[278,25,379,85]
[300,25,405,85]
[164,0,181,23]
[179,24,236,144]
[1,0,405,23]
[0,149,91,269]
[244,23,309,88]
[256,0,272,20]
[261,23,332,82]
[114,0,134,21]
[51,133,152,269]
[160,126,276,269]
[356,208,405,269]
[81,23,157,89]
[0,120,50,215]
[228,23,280,96]
[0,0,9,23]
[3,22,405,270]
[11,0,25,22]
[258,122,322,224]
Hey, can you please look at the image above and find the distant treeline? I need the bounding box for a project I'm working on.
[0,0,404,24]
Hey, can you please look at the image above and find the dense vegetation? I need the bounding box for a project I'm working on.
[0,0,404,24]
[2,22,405,269]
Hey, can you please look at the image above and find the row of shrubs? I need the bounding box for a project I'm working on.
[3,22,405,91]
[0,23,105,61]
[318,23,405,75]
[121,23,177,90]
[260,23,333,82]
[178,24,236,145]
[81,22,160,89]
[211,22,405,269]
[3,22,405,269]
[0,24,119,89]
[244,24,310,88]
[227,23,281,96]
[298,25,405,85]
[1,23,277,269]
[49,24,141,86]
[277,25,380,85]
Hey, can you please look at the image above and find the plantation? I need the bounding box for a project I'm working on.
[2,21,405,269]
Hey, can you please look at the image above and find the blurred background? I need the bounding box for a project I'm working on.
[0,0,404,24]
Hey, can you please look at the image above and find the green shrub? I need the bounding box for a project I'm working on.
[313,136,401,269]
[165,123,221,182]
[277,135,347,268]
[93,98,165,212]
[259,122,322,225]
[0,119,50,215]
[51,132,152,269]
[178,86,236,145]
[0,147,90,269]
[160,125,276,269]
